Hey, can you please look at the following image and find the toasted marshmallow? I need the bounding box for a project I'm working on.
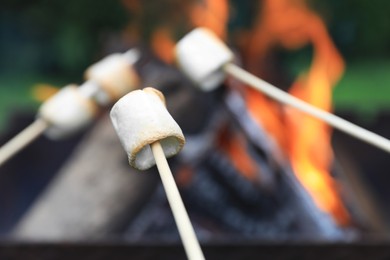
[39,85,97,139]
[85,50,140,105]
[175,27,233,91]
[110,88,185,170]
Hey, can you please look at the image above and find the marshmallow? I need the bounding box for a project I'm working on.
[85,50,140,105]
[175,27,233,91]
[110,88,185,170]
[39,85,97,139]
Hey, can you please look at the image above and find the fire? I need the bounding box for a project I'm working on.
[189,0,229,40]
[124,0,350,225]
[244,0,349,225]
[150,27,176,64]
[187,0,264,182]
[148,0,229,63]
[218,126,258,181]
[149,0,350,224]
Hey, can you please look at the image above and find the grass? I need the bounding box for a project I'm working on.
[333,59,390,117]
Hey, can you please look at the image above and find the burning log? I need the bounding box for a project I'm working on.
[0,50,140,167]
[110,87,205,260]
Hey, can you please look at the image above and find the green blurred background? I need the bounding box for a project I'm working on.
[0,0,128,130]
[0,0,390,131]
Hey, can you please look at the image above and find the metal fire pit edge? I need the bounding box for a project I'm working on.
[0,238,390,260]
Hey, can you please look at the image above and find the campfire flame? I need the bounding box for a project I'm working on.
[189,0,229,40]
[218,126,258,181]
[244,0,350,225]
[150,27,176,64]
[184,1,349,225]
[148,0,229,64]
[129,0,350,225]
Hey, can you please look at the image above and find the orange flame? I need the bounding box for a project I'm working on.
[150,27,176,64]
[244,0,349,225]
[147,0,229,64]
[218,126,258,181]
[125,0,349,225]
[189,0,229,40]
[189,0,262,182]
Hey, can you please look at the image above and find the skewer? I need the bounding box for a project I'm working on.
[151,142,205,260]
[110,88,205,260]
[175,27,390,154]
[0,119,49,166]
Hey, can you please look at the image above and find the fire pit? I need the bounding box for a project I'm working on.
[0,1,390,259]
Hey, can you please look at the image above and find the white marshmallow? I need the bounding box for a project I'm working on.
[39,85,97,139]
[85,51,140,105]
[110,88,185,170]
[175,27,233,91]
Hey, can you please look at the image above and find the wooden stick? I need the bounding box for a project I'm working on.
[151,141,205,260]
[224,63,390,154]
[0,118,49,167]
